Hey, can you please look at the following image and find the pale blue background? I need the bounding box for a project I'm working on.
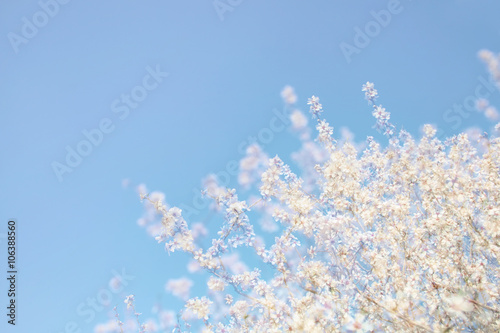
[1,1,500,332]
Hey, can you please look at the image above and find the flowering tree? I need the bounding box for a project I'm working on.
[96,50,500,332]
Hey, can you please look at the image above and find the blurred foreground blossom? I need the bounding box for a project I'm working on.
[165,278,193,301]
[280,85,298,105]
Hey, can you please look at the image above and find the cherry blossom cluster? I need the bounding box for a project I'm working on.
[97,59,500,332]
[362,82,396,141]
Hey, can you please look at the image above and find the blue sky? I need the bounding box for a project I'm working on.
[1,1,500,332]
